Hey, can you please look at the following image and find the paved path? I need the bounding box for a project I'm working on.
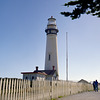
[58,90,100,100]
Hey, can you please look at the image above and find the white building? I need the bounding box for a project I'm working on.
[21,66,57,81]
[21,16,59,81]
[21,67,46,81]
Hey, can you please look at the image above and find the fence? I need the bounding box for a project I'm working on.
[0,78,93,100]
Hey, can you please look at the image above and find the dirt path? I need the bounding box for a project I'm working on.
[58,90,100,100]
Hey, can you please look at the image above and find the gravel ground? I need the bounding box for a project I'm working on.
[58,90,100,100]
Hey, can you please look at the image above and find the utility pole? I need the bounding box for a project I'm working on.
[66,32,68,81]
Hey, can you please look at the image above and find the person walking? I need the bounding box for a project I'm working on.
[93,81,95,91]
[95,80,98,92]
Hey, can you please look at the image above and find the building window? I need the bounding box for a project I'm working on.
[51,30,56,33]
[48,54,51,61]
[48,30,49,33]
[32,76,34,80]
[26,77,28,79]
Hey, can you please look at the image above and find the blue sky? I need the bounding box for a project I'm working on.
[0,0,100,82]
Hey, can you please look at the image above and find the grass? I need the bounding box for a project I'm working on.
[58,96,63,98]
[51,96,63,100]
[51,99,56,100]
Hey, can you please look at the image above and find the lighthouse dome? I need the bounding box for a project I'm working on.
[47,16,57,29]
[45,16,58,34]
[48,16,56,25]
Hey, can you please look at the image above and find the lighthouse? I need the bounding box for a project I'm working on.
[45,16,59,78]
[21,16,59,81]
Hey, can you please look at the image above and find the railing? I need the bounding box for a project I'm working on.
[0,78,93,100]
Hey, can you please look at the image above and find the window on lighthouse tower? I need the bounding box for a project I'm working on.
[47,30,49,33]
[51,30,56,33]
[48,54,51,61]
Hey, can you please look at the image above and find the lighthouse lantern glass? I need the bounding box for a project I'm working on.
[48,19,56,26]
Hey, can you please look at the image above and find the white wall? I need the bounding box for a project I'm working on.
[45,34,59,75]
[23,74,45,80]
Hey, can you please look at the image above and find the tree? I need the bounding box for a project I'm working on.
[61,0,100,20]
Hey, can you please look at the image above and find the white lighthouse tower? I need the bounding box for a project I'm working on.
[45,16,59,78]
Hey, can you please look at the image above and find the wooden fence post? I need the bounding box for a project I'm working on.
[20,80,23,100]
[2,78,6,100]
[27,80,30,100]
[14,79,16,100]
[22,79,24,100]
[18,79,20,100]
[26,80,28,100]
[11,79,14,100]
[0,78,2,100]
[24,80,26,100]
[8,79,11,100]
[16,79,18,100]
[43,80,44,100]
[5,78,8,100]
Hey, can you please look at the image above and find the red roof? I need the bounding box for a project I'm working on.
[21,72,47,75]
